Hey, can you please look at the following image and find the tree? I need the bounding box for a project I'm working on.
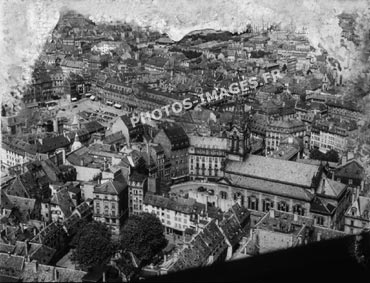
[71,221,117,268]
[324,149,339,163]
[309,148,326,161]
[120,213,167,264]
[310,148,340,163]
[1,105,6,117]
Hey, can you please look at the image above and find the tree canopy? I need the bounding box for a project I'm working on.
[71,220,117,268]
[120,212,167,264]
[309,148,340,163]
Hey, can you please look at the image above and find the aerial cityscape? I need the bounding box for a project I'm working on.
[1,3,370,282]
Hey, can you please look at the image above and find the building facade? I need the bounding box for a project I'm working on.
[188,135,228,181]
[93,180,129,235]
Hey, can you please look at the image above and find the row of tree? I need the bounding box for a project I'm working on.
[309,148,340,163]
[71,213,168,280]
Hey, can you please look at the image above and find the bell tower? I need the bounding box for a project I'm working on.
[225,94,251,161]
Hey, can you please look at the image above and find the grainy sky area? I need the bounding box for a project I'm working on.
[1,0,369,109]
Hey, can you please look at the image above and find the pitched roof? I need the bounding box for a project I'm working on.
[6,176,30,198]
[6,196,36,216]
[38,136,71,153]
[21,261,87,282]
[225,155,320,188]
[346,196,370,219]
[83,121,105,134]
[225,174,313,201]
[161,125,189,150]
[189,135,228,150]
[104,131,125,144]
[316,177,347,199]
[94,180,127,195]
[0,253,24,274]
[310,196,335,215]
[118,114,143,131]
[144,194,205,214]
[50,188,75,218]
[335,159,364,180]
[0,243,15,254]
[170,220,227,272]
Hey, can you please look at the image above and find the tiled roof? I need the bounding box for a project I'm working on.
[0,243,15,254]
[6,196,36,216]
[144,194,204,214]
[0,253,24,274]
[225,174,313,201]
[118,114,143,131]
[21,261,87,282]
[189,135,228,150]
[13,242,55,265]
[219,214,243,246]
[50,187,75,218]
[162,125,189,150]
[94,180,127,195]
[145,57,168,68]
[38,136,71,153]
[83,121,105,134]
[225,155,320,188]
[170,220,227,272]
[310,196,334,215]
[6,176,30,198]
[335,160,364,180]
[104,131,125,144]
[316,177,347,199]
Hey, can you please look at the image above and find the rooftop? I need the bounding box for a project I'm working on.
[225,155,320,188]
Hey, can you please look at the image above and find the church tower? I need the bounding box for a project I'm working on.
[71,132,83,152]
[225,94,251,162]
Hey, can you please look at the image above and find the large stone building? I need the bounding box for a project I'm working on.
[153,124,190,183]
[265,119,306,153]
[143,194,206,242]
[93,180,129,235]
[344,196,370,234]
[310,118,356,153]
[188,135,228,181]
[128,172,148,216]
[171,154,351,230]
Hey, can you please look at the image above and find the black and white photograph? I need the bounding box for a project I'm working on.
[1,0,370,282]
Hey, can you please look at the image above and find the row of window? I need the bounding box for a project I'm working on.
[247,197,305,215]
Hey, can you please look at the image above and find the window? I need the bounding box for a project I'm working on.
[293,204,305,216]
[248,196,258,211]
[220,191,228,200]
[277,201,289,212]
[263,199,273,212]
[316,216,324,226]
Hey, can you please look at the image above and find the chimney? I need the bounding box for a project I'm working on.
[293,213,298,222]
[53,268,59,281]
[34,260,39,273]
[25,240,29,261]
[53,119,58,133]
[269,209,275,218]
